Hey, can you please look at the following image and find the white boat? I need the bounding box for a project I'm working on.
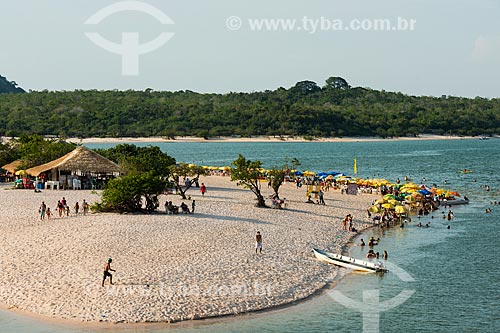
[440,198,469,206]
[312,248,388,273]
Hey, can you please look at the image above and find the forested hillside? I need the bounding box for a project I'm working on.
[0,75,25,94]
[0,77,498,138]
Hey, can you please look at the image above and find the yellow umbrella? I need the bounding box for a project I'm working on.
[395,205,407,214]
[381,203,394,209]
[15,170,27,176]
[375,199,385,205]
[369,205,381,213]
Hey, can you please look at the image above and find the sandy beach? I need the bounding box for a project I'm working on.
[0,176,378,324]
[62,134,482,145]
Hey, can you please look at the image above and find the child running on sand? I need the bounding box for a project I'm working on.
[46,207,51,220]
[102,258,116,287]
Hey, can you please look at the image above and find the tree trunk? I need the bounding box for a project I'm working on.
[255,191,267,207]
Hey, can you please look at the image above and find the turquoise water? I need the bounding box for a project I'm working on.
[1,139,499,332]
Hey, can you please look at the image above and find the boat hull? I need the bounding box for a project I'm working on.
[441,199,469,206]
[312,248,388,273]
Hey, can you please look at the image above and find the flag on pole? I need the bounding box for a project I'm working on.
[353,158,357,174]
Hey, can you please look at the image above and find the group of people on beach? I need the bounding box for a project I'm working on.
[164,200,195,214]
[39,197,89,220]
[342,214,355,232]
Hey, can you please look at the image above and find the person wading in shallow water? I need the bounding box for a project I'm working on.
[102,258,116,287]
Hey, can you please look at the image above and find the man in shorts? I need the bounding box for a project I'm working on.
[255,231,263,254]
[102,258,116,287]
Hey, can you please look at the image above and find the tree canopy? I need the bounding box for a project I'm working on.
[94,144,175,176]
[96,172,167,212]
[230,154,266,207]
[0,76,498,138]
[8,134,76,169]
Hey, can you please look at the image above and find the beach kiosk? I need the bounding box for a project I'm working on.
[25,146,121,190]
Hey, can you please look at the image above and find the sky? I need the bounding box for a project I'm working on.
[1,0,499,98]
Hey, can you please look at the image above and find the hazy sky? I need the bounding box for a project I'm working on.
[1,0,499,97]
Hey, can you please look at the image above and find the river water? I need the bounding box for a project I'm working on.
[1,139,499,332]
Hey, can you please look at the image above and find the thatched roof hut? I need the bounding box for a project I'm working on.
[1,160,22,174]
[26,146,121,177]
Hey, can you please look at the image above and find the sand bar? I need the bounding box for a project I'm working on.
[0,176,377,323]
[61,134,484,144]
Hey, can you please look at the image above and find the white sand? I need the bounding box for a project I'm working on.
[0,177,377,323]
[63,134,479,144]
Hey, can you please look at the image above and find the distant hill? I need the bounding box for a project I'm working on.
[0,76,498,138]
[0,75,25,94]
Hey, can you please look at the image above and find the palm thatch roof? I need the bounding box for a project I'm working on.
[1,160,22,174]
[26,146,121,176]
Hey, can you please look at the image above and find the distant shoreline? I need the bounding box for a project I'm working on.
[65,135,490,144]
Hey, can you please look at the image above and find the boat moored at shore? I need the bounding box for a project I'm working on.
[312,248,388,273]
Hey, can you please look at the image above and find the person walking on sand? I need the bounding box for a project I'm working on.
[342,215,350,231]
[191,200,196,213]
[39,201,46,220]
[57,200,64,217]
[200,183,206,197]
[102,258,116,287]
[74,201,79,215]
[318,190,325,205]
[255,231,263,254]
[46,207,51,220]
[82,199,89,215]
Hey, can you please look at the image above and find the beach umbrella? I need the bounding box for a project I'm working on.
[381,203,394,209]
[419,189,432,195]
[369,205,381,213]
[375,199,385,205]
[405,195,416,202]
[15,170,27,176]
[395,205,407,214]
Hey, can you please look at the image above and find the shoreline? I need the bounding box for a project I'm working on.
[62,134,491,145]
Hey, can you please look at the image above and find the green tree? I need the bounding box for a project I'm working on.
[97,172,167,212]
[0,142,18,167]
[168,163,208,199]
[324,76,350,90]
[95,144,175,176]
[11,134,75,169]
[230,154,266,207]
[268,157,300,199]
